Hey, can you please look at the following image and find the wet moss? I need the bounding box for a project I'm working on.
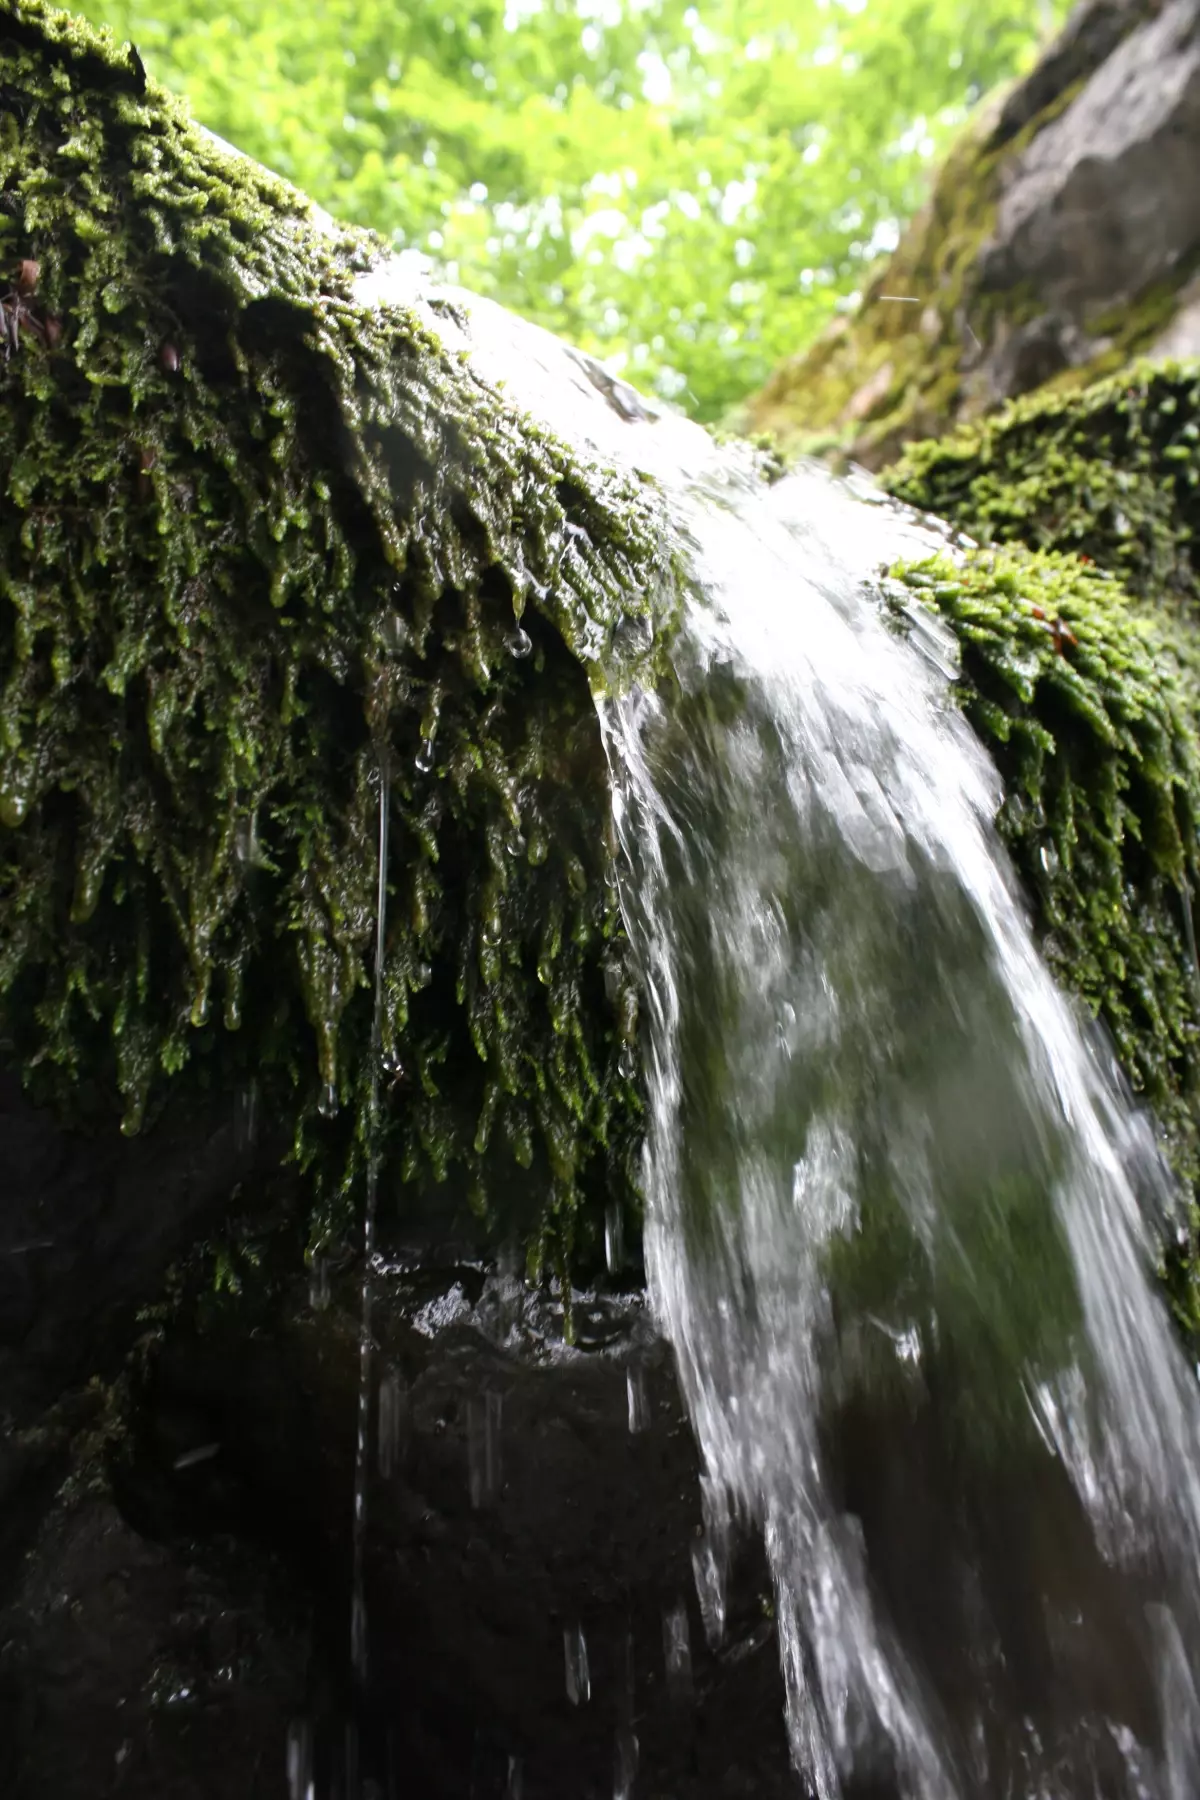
[0,1,679,1274]
[880,540,1200,1330]
[883,358,1200,611]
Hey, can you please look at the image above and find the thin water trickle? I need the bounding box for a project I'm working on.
[662,1601,693,1701]
[377,1367,406,1479]
[308,1254,331,1313]
[614,1628,639,1800]
[605,1199,626,1274]
[564,1622,592,1706]
[626,1363,650,1434]
[467,1388,503,1508]
[350,759,391,1684]
[287,1719,315,1800]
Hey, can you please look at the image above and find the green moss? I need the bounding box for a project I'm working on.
[0,0,680,1274]
[883,359,1200,608]
[880,541,1200,1328]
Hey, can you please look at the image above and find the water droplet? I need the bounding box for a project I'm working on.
[505,626,533,659]
[627,1364,650,1434]
[564,1622,591,1705]
[692,1530,727,1649]
[190,990,210,1028]
[351,1590,368,1680]
[234,813,261,868]
[662,1600,692,1699]
[605,1200,625,1274]
[309,1255,331,1312]
[379,612,409,654]
[415,735,436,773]
[1039,840,1060,877]
[378,1368,407,1479]
[618,1041,637,1081]
[506,832,526,858]
[234,1082,259,1155]
[318,1081,339,1119]
[468,1388,503,1508]
[286,1720,315,1800]
[527,829,549,867]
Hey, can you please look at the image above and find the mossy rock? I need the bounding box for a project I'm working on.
[883,358,1200,610]
[0,0,679,1278]
[878,367,1200,1281]
[734,0,1199,470]
[879,536,1200,1330]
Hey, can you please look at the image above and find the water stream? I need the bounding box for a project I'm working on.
[357,258,1200,1796]
[351,759,392,1682]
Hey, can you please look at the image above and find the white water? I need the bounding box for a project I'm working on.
[360,258,1200,1795]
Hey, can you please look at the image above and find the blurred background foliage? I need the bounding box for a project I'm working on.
[79,0,1068,421]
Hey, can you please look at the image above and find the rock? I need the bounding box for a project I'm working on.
[0,1245,798,1799]
[0,0,670,1291]
[735,0,1200,467]
[976,0,1200,313]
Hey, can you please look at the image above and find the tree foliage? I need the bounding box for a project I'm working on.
[73,0,1065,420]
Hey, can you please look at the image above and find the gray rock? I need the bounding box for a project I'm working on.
[978,0,1200,315]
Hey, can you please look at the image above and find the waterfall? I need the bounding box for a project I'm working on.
[359,259,1200,1796]
[599,463,1200,1797]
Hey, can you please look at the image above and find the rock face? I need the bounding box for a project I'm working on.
[0,1246,797,1800]
[0,0,674,1285]
[737,0,1200,467]
[977,0,1200,315]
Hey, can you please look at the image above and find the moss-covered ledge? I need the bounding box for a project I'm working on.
[883,358,1200,609]
[878,544,1200,1328]
[0,0,680,1280]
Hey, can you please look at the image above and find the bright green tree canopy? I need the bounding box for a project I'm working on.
[75,0,1066,418]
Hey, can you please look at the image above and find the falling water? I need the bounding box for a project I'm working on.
[351,761,391,1682]
[597,470,1200,1796]
[356,259,1200,1795]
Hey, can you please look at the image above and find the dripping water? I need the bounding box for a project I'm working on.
[351,758,391,1684]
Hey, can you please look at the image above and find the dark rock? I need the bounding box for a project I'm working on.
[0,1074,276,1426]
[0,1228,798,1799]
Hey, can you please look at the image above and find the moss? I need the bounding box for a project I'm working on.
[879,541,1200,1329]
[0,0,681,1276]
[883,359,1200,610]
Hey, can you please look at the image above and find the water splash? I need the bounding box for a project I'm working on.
[350,760,391,1684]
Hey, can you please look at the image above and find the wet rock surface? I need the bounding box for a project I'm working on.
[0,1210,797,1800]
